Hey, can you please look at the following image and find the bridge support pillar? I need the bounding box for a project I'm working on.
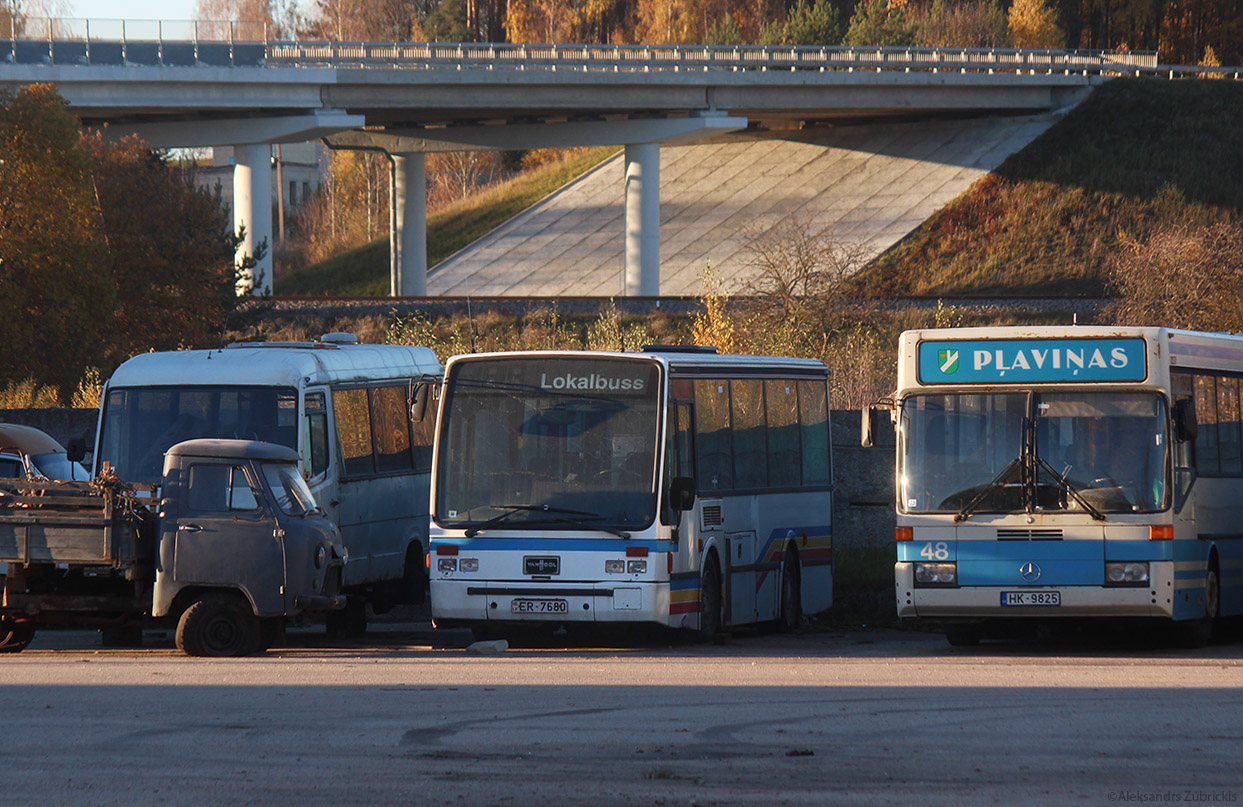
[390,152,428,296]
[233,143,273,296]
[624,142,660,297]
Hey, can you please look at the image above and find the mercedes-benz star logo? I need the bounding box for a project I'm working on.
[1019,562,1042,583]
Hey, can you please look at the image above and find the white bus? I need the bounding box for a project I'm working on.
[429,347,834,640]
[93,334,441,631]
[875,325,1243,646]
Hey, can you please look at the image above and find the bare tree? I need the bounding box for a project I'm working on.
[741,213,873,320]
[1105,220,1243,332]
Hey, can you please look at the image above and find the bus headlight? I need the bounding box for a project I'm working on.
[605,560,625,574]
[458,558,479,573]
[438,558,457,572]
[1105,561,1149,586]
[627,560,647,574]
[914,562,957,587]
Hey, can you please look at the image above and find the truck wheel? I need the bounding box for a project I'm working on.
[0,619,34,654]
[176,593,261,657]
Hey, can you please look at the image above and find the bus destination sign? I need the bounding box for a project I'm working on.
[917,338,1148,384]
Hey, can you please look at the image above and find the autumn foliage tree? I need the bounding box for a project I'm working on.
[0,84,115,396]
[84,134,244,361]
[1,85,244,400]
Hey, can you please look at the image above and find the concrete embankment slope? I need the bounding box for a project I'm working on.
[428,114,1059,297]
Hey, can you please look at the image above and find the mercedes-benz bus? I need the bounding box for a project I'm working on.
[873,326,1243,646]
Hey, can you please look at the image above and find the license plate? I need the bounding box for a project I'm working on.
[511,598,568,614]
[524,556,560,575]
[1001,591,1061,606]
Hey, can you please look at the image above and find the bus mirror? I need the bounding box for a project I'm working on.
[411,383,431,422]
[670,476,696,511]
[65,436,87,464]
[861,406,875,448]
[1174,398,1198,442]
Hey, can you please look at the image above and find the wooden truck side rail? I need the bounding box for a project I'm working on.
[0,476,159,568]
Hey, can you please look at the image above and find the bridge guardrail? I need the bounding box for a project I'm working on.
[3,17,1238,78]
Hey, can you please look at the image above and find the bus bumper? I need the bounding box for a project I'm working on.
[431,579,670,626]
[895,561,1176,619]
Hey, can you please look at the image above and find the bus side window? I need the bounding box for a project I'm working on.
[371,385,415,473]
[304,392,329,478]
[334,388,376,477]
[798,380,831,487]
[732,379,768,489]
[1194,374,1220,474]
[694,380,733,491]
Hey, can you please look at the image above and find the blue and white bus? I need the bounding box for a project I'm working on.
[875,326,1243,646]
[429,347,834,640]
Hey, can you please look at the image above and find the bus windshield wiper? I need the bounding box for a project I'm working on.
[1033,457,1106,521]
[955,456,1022,523]
[465,503,629,538]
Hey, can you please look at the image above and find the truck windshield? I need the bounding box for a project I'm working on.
[435,357,661,532]
[262,462,320,515]
[98,386,299,484]
[899,391,1168,515]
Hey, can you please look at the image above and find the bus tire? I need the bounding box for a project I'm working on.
[1176,563,1220,649]
[176,593,261,657]
[100,625,144,648]
[697,555,722,643]
[326,596,367,638]
[0,618,34,653]
[777,550,802,632]
[945,624,982,647]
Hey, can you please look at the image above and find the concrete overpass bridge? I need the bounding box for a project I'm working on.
[1,20,1182,296]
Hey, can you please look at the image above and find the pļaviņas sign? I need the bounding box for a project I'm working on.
[917,338,1148,384]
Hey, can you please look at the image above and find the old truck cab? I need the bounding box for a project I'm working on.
[154,439,347,655]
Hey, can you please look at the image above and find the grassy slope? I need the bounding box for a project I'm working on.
[857,79,1243,297]
[280,147,619,297]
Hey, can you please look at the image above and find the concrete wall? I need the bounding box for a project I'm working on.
[0,408,898,549]
[832,409,896,550]
[0,409,97,451]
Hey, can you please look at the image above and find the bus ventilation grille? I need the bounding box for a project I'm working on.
[701,504,723,528]
[996,528,1064,540]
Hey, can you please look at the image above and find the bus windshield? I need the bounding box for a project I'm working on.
[435,357,662,532]
[98,386,299,485]
[900,391,1168,515]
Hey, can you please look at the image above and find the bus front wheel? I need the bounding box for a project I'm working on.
[1175,565,1219,649]
[945,624,982,647]
[697,556,722,642]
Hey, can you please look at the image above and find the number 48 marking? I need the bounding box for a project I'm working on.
[920,542,950,561]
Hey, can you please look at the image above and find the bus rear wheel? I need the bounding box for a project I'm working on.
[777,552,801,632]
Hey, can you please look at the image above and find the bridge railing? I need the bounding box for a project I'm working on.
[5,17,1238,77]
